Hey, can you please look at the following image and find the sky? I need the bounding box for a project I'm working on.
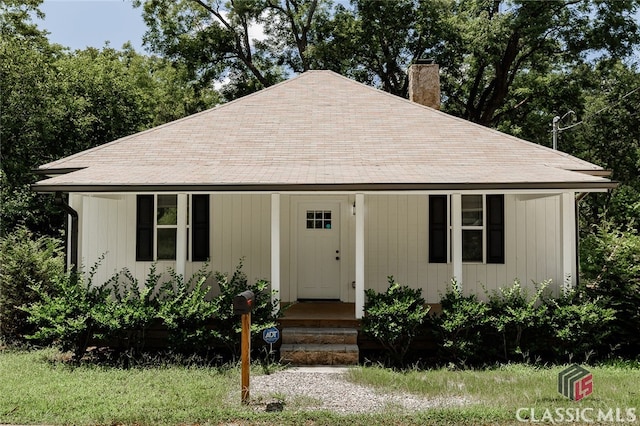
[36,0,148,52]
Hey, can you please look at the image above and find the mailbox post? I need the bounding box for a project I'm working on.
[233,290,254,405]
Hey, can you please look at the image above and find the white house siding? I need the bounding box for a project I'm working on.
[210,194,272,288]
[70,193,272,291]
[362,193,567,303]
[70,192,570,303]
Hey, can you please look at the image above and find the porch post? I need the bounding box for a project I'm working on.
[176,193,188,278]
[560,191,576,293]
[451,193,463,291]
[271,193,281,312]
[355,193,365,319]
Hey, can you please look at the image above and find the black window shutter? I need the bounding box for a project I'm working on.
[486,194,505,264]
[429,195,447,263]
[191,195,210,261]
[136,195,154,261]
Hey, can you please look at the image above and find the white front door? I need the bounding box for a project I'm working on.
[297,202,341,299]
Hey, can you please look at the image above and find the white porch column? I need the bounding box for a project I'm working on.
[175,193,188,278]
[560,191,576,293]
[451,193,463,291]
[271,193,281,311]
[355,193,365,319]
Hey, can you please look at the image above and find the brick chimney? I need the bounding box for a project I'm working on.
[408,60,440,110]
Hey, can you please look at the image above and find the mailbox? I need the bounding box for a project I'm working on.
[233,290,255,315]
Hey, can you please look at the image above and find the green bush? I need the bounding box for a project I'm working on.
[580,221,640,358]
[101,266,162,351]
[0,227,65,344]
[212,259,280,357]
[432,280,619,366]
[362,276,430,366]
[24,258,112,360]
[158,265,221,351]
[431,281,490,366]
[486,281,548,361]
[23,258,280,361]
[543,288,615,362]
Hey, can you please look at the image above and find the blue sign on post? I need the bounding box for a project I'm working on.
[262,327,280,344]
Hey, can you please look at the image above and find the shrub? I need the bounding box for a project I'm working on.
[362,276,430,366]
[157,265,221,352]
[24,258,112,360]
[543,288,616,362]
[212,259,280,357]
[24,258,279,361]
[580,221,640,358]
[486,281,548,361]
[0,227,65,344]
[100,266,162,351]
[431,281,491,366]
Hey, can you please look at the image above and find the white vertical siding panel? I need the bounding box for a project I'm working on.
[515,196,528,286]
[261,194,271,281]
[387,195,399,282]
[397,196,409,286]
[364,195,377,292]
[545,196,558,288]
[240,194,253,277]
[525,199,537,287]
[406,196,419,288]
[211,194,223,274]
[377,196,389,292]
[505,195,518,284]
[535,199,547,283]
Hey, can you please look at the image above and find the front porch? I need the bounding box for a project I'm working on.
[279,301,359,328]
[278,301,360,365]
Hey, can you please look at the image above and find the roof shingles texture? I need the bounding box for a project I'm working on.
[36,70,612,190]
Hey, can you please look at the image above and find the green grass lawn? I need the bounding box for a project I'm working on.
[1,348,638,425]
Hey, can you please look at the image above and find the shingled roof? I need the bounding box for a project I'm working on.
[35,70,615,192]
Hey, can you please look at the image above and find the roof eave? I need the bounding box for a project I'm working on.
[32,181,619,193]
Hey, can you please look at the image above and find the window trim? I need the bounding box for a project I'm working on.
[428,194,505,265]
[136,194,210,262]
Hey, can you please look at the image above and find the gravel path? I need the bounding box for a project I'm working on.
[248,367,471,414]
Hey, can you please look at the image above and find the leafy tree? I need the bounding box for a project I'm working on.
[135,0,332,99]
[1,2,220,236]
[580,221,640,357]
[0,227,65,344]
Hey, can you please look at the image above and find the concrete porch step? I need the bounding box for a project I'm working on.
[280,343,359,366]
[281,327,358,345]
[279,327,360,365]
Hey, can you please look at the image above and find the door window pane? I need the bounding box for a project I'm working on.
[306,210,332,229]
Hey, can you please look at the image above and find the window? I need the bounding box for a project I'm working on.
[462,195,483,262]
[136,194,210,261]
[428,194,504,264]
[157,195,178,260]
[306,210,332,229]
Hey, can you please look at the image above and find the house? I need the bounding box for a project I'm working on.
[34,64,615,322]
